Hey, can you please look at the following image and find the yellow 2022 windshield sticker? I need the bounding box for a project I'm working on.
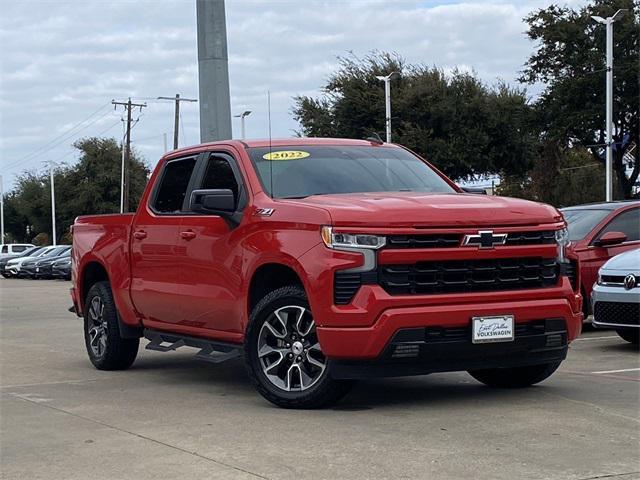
[262,150,310,161]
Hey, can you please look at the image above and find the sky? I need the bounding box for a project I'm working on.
[0,0,588,190]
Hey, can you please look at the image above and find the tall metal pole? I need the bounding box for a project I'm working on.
[0,175,4,244]
[376,72,397,143]
[49,164,56,246]
[605,17,613,201]
[124,98,132,213]
[120,123,126,214]
[592,10,626,201]
[384,78,391,143]
[197,0,232,142]
[241,115,246,140]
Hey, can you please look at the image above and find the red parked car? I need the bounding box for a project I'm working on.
[561,201,640,316]
[71,138,583,408]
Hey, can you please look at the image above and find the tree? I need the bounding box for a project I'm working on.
[3,137,149,243]
[293,52,538,180]
[521,0,639,198]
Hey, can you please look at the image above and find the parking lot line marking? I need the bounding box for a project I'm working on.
[574,335,618,341]
[592,368,640,375]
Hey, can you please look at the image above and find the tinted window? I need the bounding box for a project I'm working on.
[13,246,27,253]
[201,155,239,204]
[247,145,455,199]
[153,158,197,213]
[598,208,640,242]
[562,209,611,241]
[44,246,69,257]
[1,246,7,253]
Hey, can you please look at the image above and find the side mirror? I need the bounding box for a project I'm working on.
[593,230,627,247]
[190,189,235,216]
[460,186,487,195]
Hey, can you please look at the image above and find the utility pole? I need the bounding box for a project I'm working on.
[234,111,251,140]
[0,175,4,244]
[112,98,146,212]
[592,9,626,202]
[158,94,197,150]
[375,72,398,143]
[43,162,57,245]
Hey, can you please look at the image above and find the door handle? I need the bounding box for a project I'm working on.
[180,230,197,240]
[133,230,147,240]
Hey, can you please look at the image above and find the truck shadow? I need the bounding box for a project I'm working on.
[128,353,547,409]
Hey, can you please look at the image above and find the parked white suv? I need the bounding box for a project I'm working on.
[592,249,640,345]
[0,244,34,258]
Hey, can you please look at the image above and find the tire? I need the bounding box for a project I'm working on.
[468,361,561,388]
[1,273,10,278]
[84,281,139,370]
[244,285,354,409]
[616,329,640,346]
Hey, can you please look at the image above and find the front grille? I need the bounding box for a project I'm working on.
[594,301,640,326]
[378,257,558,295]
[385,230,556,249]
[421,319,563,343]
[600,275,626,285]
[387,234,460,249]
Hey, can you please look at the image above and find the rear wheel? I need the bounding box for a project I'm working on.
[616,329,639,346]
[245,286,354,408]
[84,281,139,370]
[468,362,561,388]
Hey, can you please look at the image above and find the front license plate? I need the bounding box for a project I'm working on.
[472,315,514,344]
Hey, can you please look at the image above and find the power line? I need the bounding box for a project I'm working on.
[3,103,112,171]
[157,94,197,150]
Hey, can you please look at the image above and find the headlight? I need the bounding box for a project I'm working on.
[555,227,570,263]
[321,226,386,250]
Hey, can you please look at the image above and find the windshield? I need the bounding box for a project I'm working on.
[43,246,70,257]
[247,145,455,199]
[561,208,611,241]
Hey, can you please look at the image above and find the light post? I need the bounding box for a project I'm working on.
[234,111,251,140]
[0,174,4,244]
[592,9,626,202]
[375,72,398,143]
[46,163,57,246]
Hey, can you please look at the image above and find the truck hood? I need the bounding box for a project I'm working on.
[289,192,562,228]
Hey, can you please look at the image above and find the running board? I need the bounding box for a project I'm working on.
[143,329,242,364]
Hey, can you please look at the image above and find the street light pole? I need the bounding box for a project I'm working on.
[234,111,252,140]
[48,163,57,246]
[592,9,626,202]
[375,72,398,143]
[0,174,4,244]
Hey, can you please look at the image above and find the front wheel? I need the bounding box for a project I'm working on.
[468,361,561,388]
[84,281,139,370]
[245,286,354,409]
[616,329,639,346]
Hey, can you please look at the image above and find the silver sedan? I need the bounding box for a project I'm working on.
[592,248,640,345]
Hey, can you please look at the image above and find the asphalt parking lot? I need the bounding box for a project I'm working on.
[1,279,639,480]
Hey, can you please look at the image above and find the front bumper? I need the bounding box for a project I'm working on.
[592,283,640,329]
[330,319,568,379]
[317,292,582,360]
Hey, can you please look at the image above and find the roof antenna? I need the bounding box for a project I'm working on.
[268,90,274,198]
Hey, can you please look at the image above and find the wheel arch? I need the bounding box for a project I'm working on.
[247,262,305,319]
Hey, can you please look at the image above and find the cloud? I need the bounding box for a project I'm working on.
[0,0,588,188]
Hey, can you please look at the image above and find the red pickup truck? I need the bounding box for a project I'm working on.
[71,138,583,408]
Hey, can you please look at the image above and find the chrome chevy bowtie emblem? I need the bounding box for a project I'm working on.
[624,274,637,290]
[462,230,507,249]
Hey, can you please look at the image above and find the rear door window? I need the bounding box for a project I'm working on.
[153,157,197,213]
